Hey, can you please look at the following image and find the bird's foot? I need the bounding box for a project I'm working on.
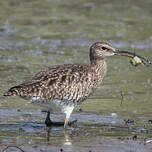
[68,119,77,126]
[45,119,77,127]
[46,119,77,127]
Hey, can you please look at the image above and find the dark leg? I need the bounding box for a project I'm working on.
[44,111,52,141]
[45,111,53,127]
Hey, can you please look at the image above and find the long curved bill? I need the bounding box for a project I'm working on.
[114,50,152,66]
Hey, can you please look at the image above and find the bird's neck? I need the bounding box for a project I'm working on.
[91,58,106,68]
[90,59,107,80]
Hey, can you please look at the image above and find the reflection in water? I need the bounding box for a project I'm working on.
[45,126,72,145]
[45,126,73,151]
[46,126,51,142]
[0,121,152,152]
[64,130,72,146]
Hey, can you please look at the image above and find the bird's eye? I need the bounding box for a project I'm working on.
[101,46,107,50]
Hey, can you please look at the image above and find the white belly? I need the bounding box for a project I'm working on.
[30,97,75,116]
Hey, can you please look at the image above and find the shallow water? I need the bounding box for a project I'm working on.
[0,0,152,151]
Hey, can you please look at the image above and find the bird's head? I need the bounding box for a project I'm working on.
[89,42,116,63]
[89,41,151,66]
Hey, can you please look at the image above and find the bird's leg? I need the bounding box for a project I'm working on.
[64,106,75,129]
[64,118,69,129]
[45,111,53,127]
[44,111,52,141]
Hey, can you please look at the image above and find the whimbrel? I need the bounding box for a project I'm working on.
[3,41,151,129]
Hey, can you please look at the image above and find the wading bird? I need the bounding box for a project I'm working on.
[4,41,151,129]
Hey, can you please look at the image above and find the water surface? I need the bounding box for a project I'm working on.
[0,0,152,151]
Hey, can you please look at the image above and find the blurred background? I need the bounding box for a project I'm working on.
[0,0,152,151]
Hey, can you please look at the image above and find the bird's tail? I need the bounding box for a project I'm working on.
[3,86,21,97]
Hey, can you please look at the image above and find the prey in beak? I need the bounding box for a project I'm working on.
[114,49,152,67]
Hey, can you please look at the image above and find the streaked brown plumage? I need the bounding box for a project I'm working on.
[3,41,127,129]
[5,63,106,103]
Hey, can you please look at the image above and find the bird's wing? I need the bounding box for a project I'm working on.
[4,64,90,101]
